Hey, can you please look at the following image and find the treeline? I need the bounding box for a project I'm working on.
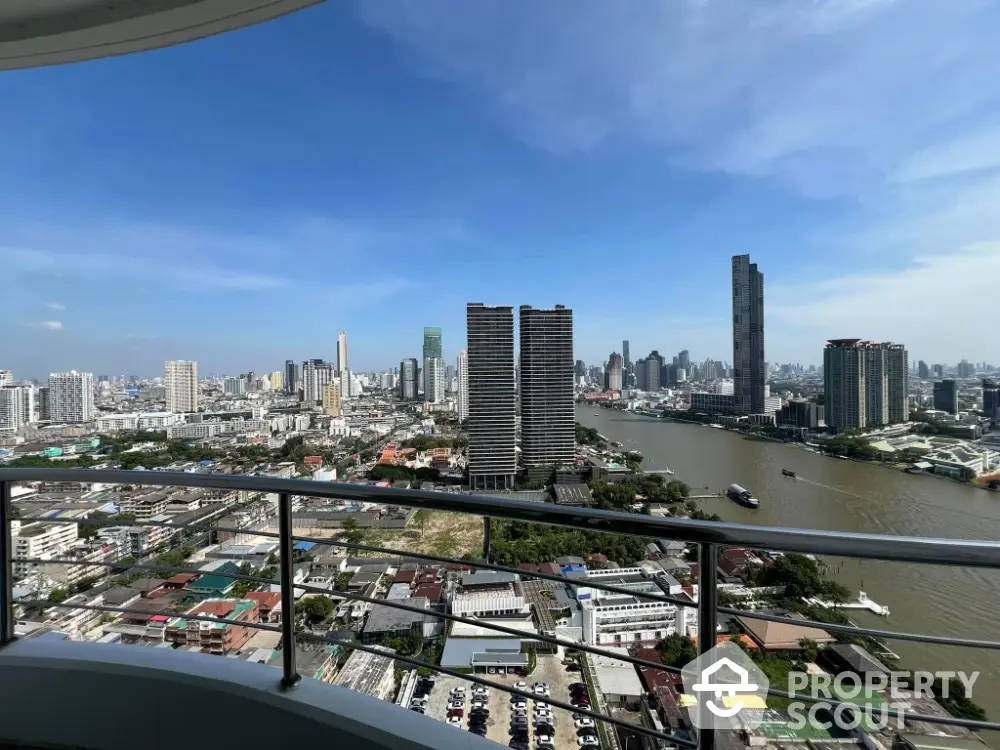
[575,423,601,446]
[400,436,467,451]
[489,520,651,566]
[589,475,690,511]
[367,464,442,484]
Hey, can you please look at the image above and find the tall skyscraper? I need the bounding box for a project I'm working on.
[269,371,284,392]
[48,371,94,424]
[323,380,342,416]
[0,370,12,387]
[622,340,630,369]
[0,385,34,431]
[732,254,766,414]
[519,305,575,473]
[917,360,929,379]
[934,379,959,414]
[284,360,300,395]
[467,303,517,490]
[302,359,334,404]
[983,379,1000,420]
[223,376,246,396]
[644,351,664,391]
[164,360,198,413]
[337,331,349,375]
[574,360,586,378]
[824,340,908,432]
[423,327,445,403]
[605,352,624,392]
[400,358,419,401]
[457,349,469,422]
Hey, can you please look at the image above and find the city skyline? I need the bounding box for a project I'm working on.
[4,4,1000,375]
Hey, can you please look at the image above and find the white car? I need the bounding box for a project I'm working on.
[472,701,488,710]
[451,687,466,696]
[515,681,528,691]
[535,711,553,721]
[534,705,552,714]
[449,702,464,710]
[512,701,527,710]
[538,735,554,745]
[447,716,462,727]
[575,719,596,730]
[578,736,600,747]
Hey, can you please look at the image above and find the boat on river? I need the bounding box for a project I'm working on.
[727,483,759,508]
[781,469,797,478]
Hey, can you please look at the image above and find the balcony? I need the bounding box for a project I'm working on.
[2,467,1000,750]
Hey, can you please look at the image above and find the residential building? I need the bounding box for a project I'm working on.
[396,358,416,401]
[605,352,624,392]
[824,340,908,432]
[643,351,664,392]
[47,371,94,424]
[165,598,259,655]
[0,369,12,386]
[0,385,34,431]
[284,360,300,395]
[39,541,116,587]
[957,359,975,378]
[95,412,182,433]
[119,491,169,520]
[323,380,342,416]
[269,371,284,391]
[302,359,334,404]
[164,360,198,413]
[13,522,79,577]
[776,399,822,429]
[690,393,736,414]
[222,376,246,396]
[36,386,49,421]
[918,360,930,378]
[466,303,517,490]
[519,305,575,473]
[934,379,959,415]
[576,569,690,646]
[457,349,469,422]
[732,254,766,414]
[337,331,349,375]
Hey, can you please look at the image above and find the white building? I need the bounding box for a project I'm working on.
[0,385,34,431]
[303,361,334,404]
[424,357,446,404]
[338,331,349,375]
[577,568,690,646]
[457,349,469,422]
[96,412,182,433]
[328,416,352,438]
[165,360,199,413]
[451,593,529,618]
[13,522,79,577]
[48,371,94,424]
[222,376,246,396]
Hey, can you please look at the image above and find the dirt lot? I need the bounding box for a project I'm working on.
[379,511,484,558]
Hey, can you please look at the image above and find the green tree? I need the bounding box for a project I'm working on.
[657,633,699,668]
[798,638,820,663]
[49,588,68,603]
[300,596,334,623]
[413,509,431,539]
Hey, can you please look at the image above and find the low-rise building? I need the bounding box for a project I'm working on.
[333,646,396,700]
[12,521,79,578]
[165,598,259,655]
[576,568,691,646]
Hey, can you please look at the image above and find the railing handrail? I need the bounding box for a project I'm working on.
[3,468,1000,566]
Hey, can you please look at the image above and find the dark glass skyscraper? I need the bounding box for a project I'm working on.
[732,254,765,414]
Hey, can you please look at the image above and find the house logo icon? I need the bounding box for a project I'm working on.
[681,641,769,731]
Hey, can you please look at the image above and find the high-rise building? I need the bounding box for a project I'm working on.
[302,359,334,404]
[677,349,690,374]
[732,254,766,414]
[932,364,944,378]
[605,352,624,392]
[983,379,1000,420]
[824,340,908,432]
[337,332,349,375]
[0,385,34,431]
[644,351,664,391]
[574,360,586,378]
[466,303,517,490]
[284,360,300,395]
[36,386,49,421]
[164,360,198,413]
[48,371,94,424]
[0,370,12,387]
[223,377,246,396]
[635,357,647,391]
[457,350,469,422]
[423,327,443,360]
[622,341,630,370]
[269,371,284,392]
[400,358,419,401]
[917,360,929,379]
[934,379,959,415]
[424,358,445,403]
[519,305,575,474]
[323,380,342,416]
[957,359,974,378]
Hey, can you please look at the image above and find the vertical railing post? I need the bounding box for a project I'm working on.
[278,492,299,688]
[482,516,492,563]
[0,481,14,647]
[698,542,718,750]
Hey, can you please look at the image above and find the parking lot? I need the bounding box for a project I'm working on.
[418,653,597,750]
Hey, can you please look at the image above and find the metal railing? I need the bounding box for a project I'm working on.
[3,468,1000,750]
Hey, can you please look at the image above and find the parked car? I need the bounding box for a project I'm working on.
[566,663,581,671]
[569,683,587,692]
[536,723,555,736]
[509,742,529,750]
[572,696,591,706]
[512,701,528,710]
[409,706,424,714]
[451,687,466,697]
[537,743,555,750]
[470,726,488,736]
[447,716,462,727]
[537,735,554,745]
[515,681,528,691]
[448,708,464,718]
[578,735,600,747]
[575,718,596,730]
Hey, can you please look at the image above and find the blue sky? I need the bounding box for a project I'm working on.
[3,0,1000,377]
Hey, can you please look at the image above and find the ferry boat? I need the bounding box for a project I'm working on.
[781,469,797,479]
[727,483,759,508]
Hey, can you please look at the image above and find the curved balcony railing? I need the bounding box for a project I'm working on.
[3,467,1000,750]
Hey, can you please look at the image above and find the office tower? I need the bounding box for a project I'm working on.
[519,305,575,473]
[934,379,959,414]
[932,364,944,378]
[824,340,909,432]
[400,358,419,401]
[323,380,342,416]
[340,369,353,399]
[284,360,299,395]
[732,254,766,414]
[644,351,664,391]
[635,357,648,391]
[957,359,974,378]
[302,359,334,404]
[622,341,630,369]
[0,385,34,431]
[983,379,1000,419]
[269,371,284,392]
[605,352,624,392]
[36,386,49,421]
[423,327,445,403]
[917,360,929,379]
[574,360,586,378]
[457,350,469,422]
[677,349,690,374]
[48,371,94,424]
[467,303,517,490]
[337,331,349,375]
[164,360,198,413]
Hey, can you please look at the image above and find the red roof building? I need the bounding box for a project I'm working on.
[413,582,444,601]
[246,591,282,623]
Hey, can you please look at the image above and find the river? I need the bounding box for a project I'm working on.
[575,405,1000,724]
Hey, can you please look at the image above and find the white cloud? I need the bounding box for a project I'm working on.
[45,301,66,310]
[22,320,62,330]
